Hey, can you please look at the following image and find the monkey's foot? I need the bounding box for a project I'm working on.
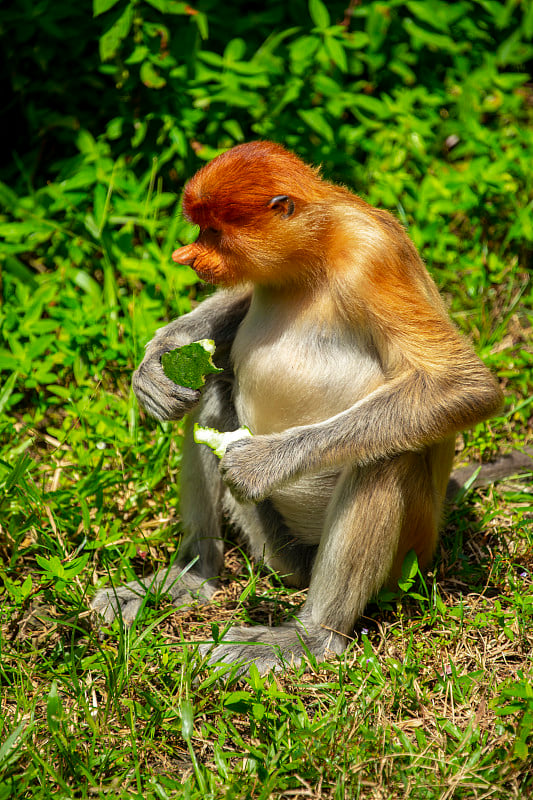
[200,620,348,677]
[91,567,217,627]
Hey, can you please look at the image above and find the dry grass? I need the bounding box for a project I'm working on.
[1,423,531,798]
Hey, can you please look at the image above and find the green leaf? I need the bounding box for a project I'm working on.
[180,700,194,741]
[223,691,253,713]
[125,45,150,65]
[324,34,347,72]
[93,0,121,16]
[0,221,53,241]
[20,575,33,600]
[140,60,167,89]
[47,682,63,734]
[0,181,20,211]
[161,340,222,389]
[0,372,19,415]
[405,1,467,32]
[224,38,247,62]
[289,35,320,63]
[144,0,169,11]
[347,31,369,49]
[166,1,191,15]
[198,51,224,67]
[297,108,334,142]
[2,257,37,287]
[222,119,245,141]
[309,0,330,29]
[193,11,208,39]
[0,719,31,767]
[398,550,419,592]
[99,5,134,61]
[4,454,33,494]
[403,18,464,53]
[351,93,390,119]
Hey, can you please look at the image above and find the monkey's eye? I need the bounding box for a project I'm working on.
[268,195,295,219]
[206,227,220,235]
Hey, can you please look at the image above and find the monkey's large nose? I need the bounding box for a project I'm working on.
[172,245,197,265]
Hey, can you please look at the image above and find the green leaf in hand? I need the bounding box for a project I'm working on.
[161,339,223,390]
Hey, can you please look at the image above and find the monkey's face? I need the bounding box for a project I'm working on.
[172,225,263,285]
[172,215,309,286]
[171,142,328,286]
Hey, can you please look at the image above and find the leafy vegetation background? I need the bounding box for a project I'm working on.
[0,1,532,797]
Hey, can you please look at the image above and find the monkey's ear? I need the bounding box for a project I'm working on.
[268,195,295,219]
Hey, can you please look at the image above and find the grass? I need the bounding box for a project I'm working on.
[2,2,533,794]
[0,479,532,799]
[0,200,532,797]
[1,84,532,800]
[0,292,532,798]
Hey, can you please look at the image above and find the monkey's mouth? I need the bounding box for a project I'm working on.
[172,246,222,285]
[190,263,217,284]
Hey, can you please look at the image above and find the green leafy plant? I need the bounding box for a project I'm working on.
[494,673,533,760]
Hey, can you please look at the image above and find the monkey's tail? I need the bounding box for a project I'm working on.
[446,447,532,501]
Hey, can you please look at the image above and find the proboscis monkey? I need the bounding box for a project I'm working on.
[92,141,504,673]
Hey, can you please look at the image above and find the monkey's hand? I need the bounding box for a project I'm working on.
[133,289,252,422]
[133,354,201,422]
[199,619,347,677]
[220,435,288,502]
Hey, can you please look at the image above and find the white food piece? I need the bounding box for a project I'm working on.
[196,339,216,355]
[193,423,253,459]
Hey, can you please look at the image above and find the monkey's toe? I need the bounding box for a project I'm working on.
[91,584,146,626]
[199,621,347,677]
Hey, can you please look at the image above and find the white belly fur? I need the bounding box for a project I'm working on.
[232,292,383,434]
[270,470,341,544]
[230,287,384,536]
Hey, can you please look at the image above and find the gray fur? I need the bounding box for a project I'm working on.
[91,285,510,676]
[199,613,347,676]
[93,291,248,624]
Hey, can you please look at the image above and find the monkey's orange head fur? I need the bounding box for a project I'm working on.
[172,141,331,285]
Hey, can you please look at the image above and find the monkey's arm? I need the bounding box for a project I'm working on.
[221,356,504,502]
[133,288,251,421]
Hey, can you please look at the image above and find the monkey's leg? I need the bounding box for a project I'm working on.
[302,451,438,635]
[92,378,235,625]
[202,452,437,674]
[226,496,317,589]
